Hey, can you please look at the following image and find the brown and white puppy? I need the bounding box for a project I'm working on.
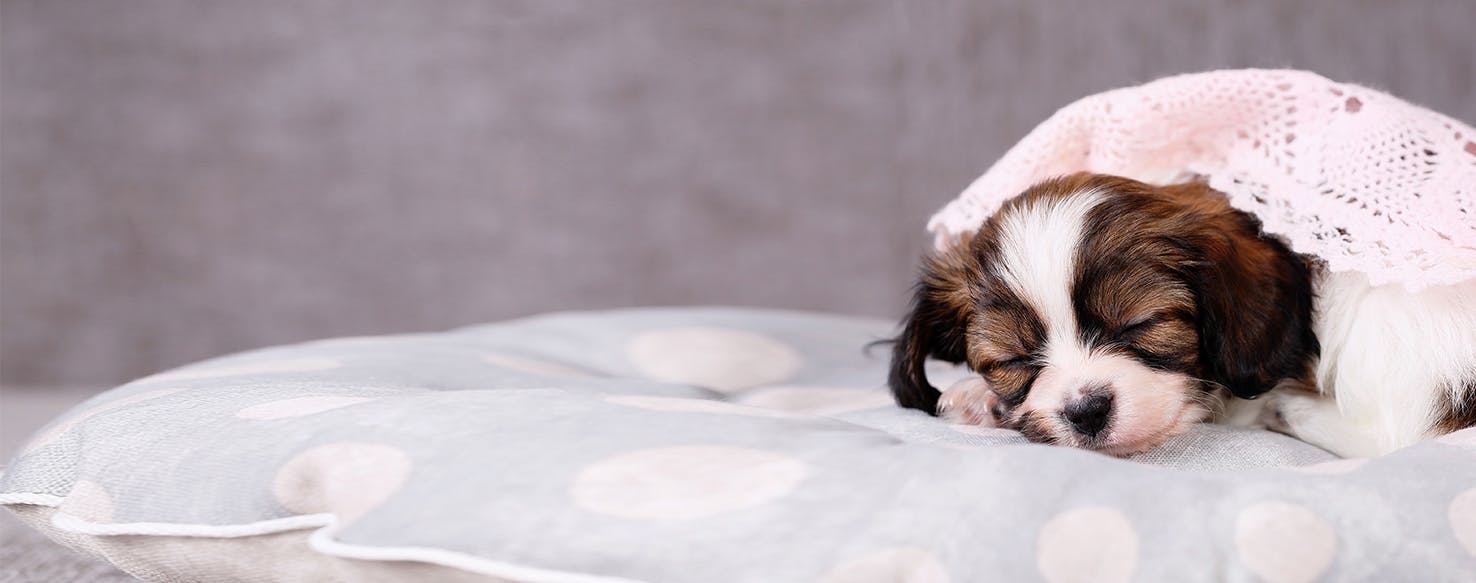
[890,173,1476,457]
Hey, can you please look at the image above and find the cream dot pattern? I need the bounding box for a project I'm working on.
[1235,501,1338,583]
[571,446,808,520]
[1036,506,1138,583]
[272,442,412,522]
[626,327,801,392]
[61,480,115,523]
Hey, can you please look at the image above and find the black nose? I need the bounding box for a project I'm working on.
[1064,393,1113,437]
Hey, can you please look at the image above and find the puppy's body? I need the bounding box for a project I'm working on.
[1278,271,1476,456]
[892,173,1476,457]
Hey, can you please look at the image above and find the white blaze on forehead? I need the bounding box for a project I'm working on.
[995,189,1105,361]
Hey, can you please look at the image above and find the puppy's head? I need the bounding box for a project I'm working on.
[891,173,1318,455]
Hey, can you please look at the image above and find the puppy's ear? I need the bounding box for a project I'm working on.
[889,243,978,414]
[1184,206,1319,399]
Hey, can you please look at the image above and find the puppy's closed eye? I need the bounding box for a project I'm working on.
[985,355,1034,372]
[1117,314,1165,337]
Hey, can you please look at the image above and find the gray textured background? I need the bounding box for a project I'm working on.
[3,0,1475,388]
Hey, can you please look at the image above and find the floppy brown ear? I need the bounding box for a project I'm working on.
[889,244,978,414]
[1183,207,1319,399]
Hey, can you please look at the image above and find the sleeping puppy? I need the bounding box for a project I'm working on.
[889,173,1476,457]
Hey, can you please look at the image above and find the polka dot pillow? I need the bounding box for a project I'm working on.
[4,308,1475,582]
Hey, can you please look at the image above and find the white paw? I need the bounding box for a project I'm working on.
[1256,390,1322,437]
[938,376,1001,428]
[1253,388,1392,458]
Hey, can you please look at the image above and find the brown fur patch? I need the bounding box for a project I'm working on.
[1070,174,1318,396]
[1435,380,1476,433]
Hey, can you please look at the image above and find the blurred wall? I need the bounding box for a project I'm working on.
[3,0,1474,386]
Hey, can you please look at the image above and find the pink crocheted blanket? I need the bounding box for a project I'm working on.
[929,69,1476,290]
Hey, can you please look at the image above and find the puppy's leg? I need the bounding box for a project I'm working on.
[937,377,1001,428]
[1259,388,1389,458]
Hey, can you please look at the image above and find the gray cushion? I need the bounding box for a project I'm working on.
[3,308,1475,582]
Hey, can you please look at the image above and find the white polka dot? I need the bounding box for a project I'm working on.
[236,396,377,420]
[1036,506,1138,583]
[1289,458,1368,475]
[1438,427,1476,449]
[21,389,182,454]
[481,353,596,378]
[145,358,342,382]
[61,480,115,523]
[818,547,951,583]
[571,446,808,520]
[626,327,801,392]
[1451,488,1476,557]
[604,395,800,418]
[739,386,896,415]
[272,442,412,522]
[1235,501,1337,583]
